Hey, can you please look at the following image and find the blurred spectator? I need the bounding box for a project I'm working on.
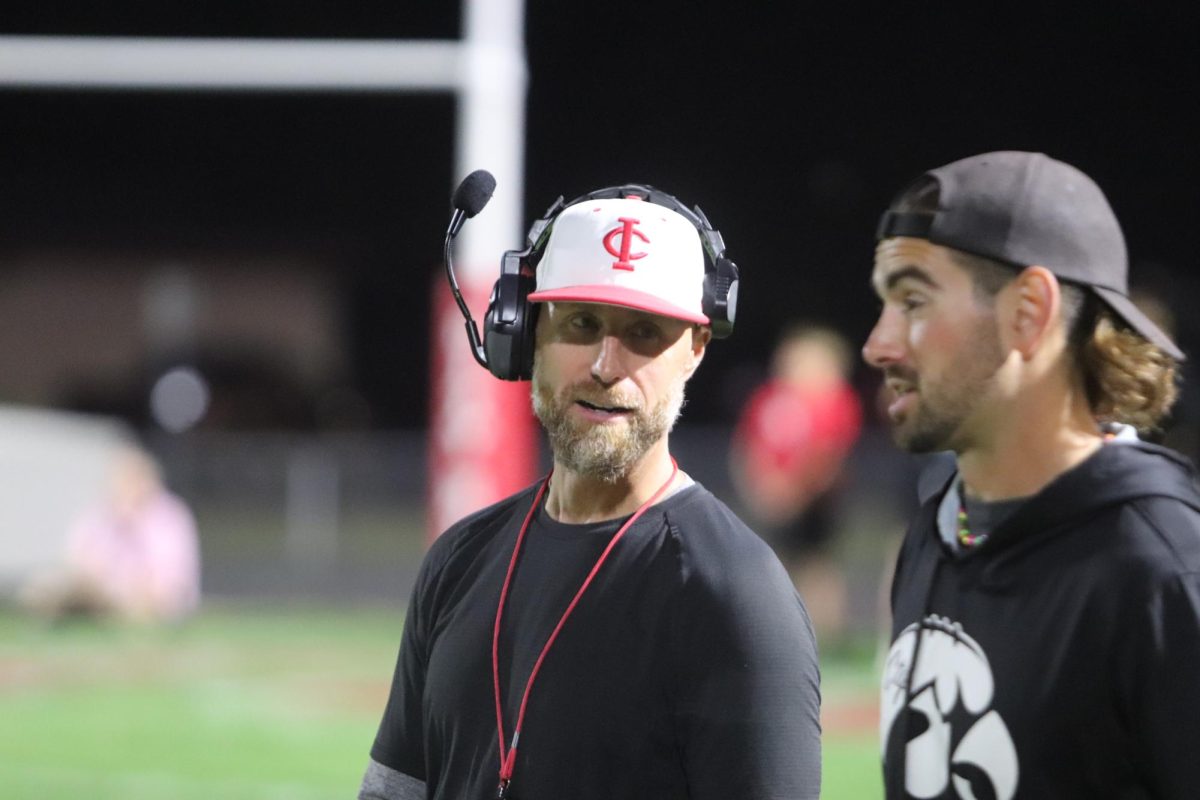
[730,325,863,642]
[19,444,200,624]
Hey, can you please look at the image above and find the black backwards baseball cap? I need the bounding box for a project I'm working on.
[877,151,1184,360]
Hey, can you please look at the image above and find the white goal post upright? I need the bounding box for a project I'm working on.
[0,0,535,542]
[429,0,536,539]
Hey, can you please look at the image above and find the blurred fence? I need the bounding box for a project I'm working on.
[0,406,919,632]
[143,424,919,635]
[150,430,431,605]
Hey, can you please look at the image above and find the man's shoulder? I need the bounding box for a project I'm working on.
[443,482,541,534]
[1071,442,1200,572]
[658,484,815,656]
[425,482,543,565]
[662,483,759,543]
[662,483,790,583]
[1116,492,1200,573]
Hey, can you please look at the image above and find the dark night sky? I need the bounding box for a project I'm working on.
[2,3,1197,427]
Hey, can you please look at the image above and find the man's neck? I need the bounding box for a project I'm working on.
[956,390,1103,502]
[544,442,682,524]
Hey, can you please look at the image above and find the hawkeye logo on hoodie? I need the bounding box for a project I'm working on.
[881,615,1018,800]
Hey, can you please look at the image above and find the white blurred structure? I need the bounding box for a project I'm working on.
[0,405,130,595]
[0,0,536,538]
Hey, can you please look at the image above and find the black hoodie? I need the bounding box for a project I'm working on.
[881,442,1200,800]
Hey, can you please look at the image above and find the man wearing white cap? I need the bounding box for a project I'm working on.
[360,185,821,800]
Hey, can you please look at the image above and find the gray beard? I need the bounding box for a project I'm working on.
[531,363,686,483]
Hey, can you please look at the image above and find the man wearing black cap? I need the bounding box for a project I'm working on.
[865,151,1200,799]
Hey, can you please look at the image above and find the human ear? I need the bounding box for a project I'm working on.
[1006,266,1061,360]
[686,325,713,376]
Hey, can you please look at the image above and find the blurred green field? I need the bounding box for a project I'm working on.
[0,605,881,799]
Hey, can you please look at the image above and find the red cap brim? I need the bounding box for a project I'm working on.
[528,284,710,325]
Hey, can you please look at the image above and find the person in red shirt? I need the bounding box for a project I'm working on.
[731,325,862,641]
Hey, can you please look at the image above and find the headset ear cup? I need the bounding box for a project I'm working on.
[483,268,538,381]
[517,295,539,380]
[482,281,506,379]
[702,256,739,339]
[483,276,518,380]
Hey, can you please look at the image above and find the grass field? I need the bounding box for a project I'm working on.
[0,605,882,799]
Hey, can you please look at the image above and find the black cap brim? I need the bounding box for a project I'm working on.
[1092,285,1185,361]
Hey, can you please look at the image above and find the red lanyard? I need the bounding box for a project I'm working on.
[491,460,679,799]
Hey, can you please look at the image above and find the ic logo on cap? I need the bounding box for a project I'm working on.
[603,217,650,271]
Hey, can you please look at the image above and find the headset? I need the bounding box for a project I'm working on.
[444,174,739,382]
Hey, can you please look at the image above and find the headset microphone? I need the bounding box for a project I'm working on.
[449,169,496,236]
[444,170,497,369]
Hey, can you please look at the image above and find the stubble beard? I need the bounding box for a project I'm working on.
[532,363,687,483]
[892,316,1006,454]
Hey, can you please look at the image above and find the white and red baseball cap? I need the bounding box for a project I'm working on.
[527,197,709,325]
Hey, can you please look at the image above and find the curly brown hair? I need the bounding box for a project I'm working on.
[1074,301,1178,432]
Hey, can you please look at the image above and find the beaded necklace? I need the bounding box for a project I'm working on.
[956,501,988,548]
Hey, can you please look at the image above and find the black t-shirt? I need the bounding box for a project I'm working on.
[370,481,821,800]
